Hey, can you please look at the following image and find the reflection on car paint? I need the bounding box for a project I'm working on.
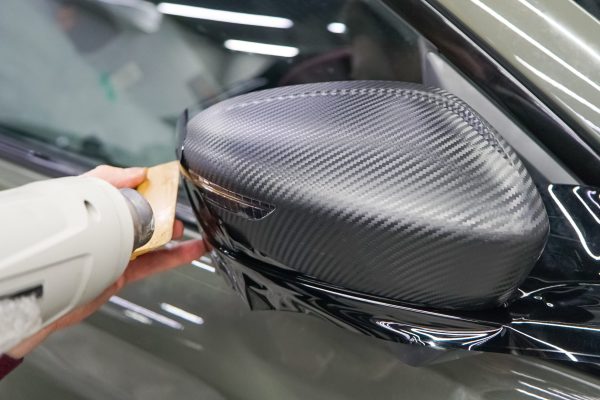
[192,259,217,273]
[160,303,205,325]
[109,295,184,330]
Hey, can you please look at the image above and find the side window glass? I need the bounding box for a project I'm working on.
[0,0,426,166]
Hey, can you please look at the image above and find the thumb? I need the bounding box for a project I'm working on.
[83,165,147,189]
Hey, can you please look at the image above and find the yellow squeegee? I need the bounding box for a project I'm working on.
[132,161,180,258]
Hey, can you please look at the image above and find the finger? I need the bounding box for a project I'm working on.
[172,219,184,240]
[124,239,206,284]
[83,165,147,189]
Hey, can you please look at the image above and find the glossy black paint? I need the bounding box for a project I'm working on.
[183,171,600,364]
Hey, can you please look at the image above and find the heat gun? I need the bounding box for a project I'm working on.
[0,176,154,335]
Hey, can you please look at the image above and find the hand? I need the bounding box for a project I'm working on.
[7,165,206,358]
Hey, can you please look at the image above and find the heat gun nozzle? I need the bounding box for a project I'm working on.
[120,188,155,250]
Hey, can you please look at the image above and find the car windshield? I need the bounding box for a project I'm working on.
[0,0,424,166]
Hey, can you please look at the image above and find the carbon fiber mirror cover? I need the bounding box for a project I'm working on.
[181,81,549,310]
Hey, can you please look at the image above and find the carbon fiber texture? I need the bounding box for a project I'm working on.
[182,81,549,310]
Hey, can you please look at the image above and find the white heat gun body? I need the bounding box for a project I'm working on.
[0,176,154,350]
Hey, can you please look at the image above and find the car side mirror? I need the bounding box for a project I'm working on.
[180,81,549,311]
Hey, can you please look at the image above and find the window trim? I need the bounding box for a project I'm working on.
[384,0,600,186]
